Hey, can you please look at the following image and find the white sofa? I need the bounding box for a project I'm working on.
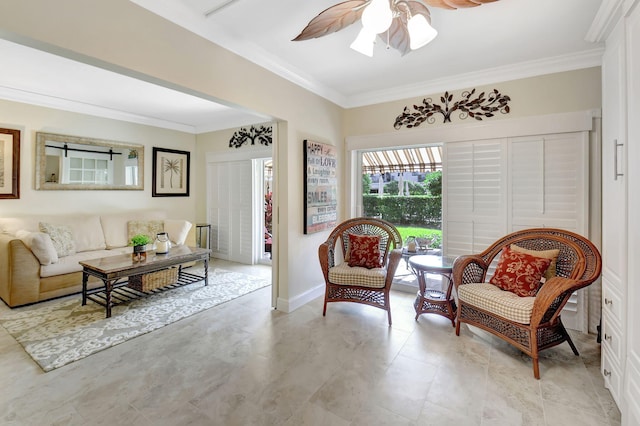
[0,211,196,307]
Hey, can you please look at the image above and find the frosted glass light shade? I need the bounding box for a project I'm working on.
[408,14,438,50]
[350,27,376,57]
[361,0,393,34]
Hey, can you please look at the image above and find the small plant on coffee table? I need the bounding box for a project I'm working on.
[130,234,152,261]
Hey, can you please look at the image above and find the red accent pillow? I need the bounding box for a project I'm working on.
[489,247,552,297]
[347,234,382,269]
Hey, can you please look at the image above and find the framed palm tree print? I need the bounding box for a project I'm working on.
[152,147,190,197]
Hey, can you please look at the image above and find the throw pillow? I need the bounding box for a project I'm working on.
[15,230,59,265]
[39,222,76,257]
[127,220,164,244]
[510,244,560,280]
[347,233,382,269]
[489,247,552,297]
[163,219,192,245]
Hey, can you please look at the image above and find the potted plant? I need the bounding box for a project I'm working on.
[130,234,152,261]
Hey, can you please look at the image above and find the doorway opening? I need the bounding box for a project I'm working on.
[259,158,273,264]
[359,145,443,286]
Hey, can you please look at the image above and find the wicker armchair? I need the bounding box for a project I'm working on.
[319,217,402,325]
[452,228,602,379]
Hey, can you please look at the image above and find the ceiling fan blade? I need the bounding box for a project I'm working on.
[424,0,498,9]
[406,1,432,23]
[384,17,411,56]
[292,0,368,41]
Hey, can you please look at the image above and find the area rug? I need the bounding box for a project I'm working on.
[0,268,269,372]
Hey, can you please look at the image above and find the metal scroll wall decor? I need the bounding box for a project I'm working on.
[229,124,273,149]
[394,89,511,129]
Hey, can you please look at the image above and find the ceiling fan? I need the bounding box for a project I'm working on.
[293,0,500,57]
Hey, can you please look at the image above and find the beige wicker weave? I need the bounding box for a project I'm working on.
[318,217,402,325]
[452,228,602,379]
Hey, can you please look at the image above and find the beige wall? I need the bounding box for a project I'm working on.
[0,0,602,313]
[0,98,196,219]
[0,0,344,310]
[343,67,602,137]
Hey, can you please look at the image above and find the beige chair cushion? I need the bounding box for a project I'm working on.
[328,262,387,288]
[458,283,534,324]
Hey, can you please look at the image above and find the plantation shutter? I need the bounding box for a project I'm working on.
[509,133,588,232]
[509,132,589,330]
[228,160,254,264]
[208,162,230,258]
[208,160,254,263]
[443,131,589,330]
[443,138,508,257]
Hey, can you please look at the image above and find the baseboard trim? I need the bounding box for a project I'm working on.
[276,284,324,313]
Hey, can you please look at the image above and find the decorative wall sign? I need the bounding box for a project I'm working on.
[0,128,20,199]
[229,125,273,149]
[152,147,190,197]
[303,140,337,234]
[394,89,511,129]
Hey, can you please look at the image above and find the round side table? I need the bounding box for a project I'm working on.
[409,254,458,326]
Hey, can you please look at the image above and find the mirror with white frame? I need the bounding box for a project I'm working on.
[35,132,144,190]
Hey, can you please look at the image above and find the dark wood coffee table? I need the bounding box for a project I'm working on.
[80,246,210,318]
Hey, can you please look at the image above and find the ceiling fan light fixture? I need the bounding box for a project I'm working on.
[361,0,393,34]
[350,27,376,57]
[293,0,498,56]
[408,14,438,50]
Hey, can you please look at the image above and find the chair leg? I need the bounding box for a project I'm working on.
[455,307,462,336]
[559,322,580,356]
[532,329,541,379]
[387,308,392,326]
[532,357,540,379]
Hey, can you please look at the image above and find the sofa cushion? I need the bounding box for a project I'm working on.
[15,230,59,265]
[101,211,167,248]
[127,220,164,245]
[458,283,534,324]
[64,215,106,252]
[39,222,76,257]
[0,217,41,235]
[489,247,551,297]
[39,248,131,278]
[164,219,192,245]
[328,262,387,288]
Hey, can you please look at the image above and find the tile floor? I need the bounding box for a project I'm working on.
[0,259,621,425]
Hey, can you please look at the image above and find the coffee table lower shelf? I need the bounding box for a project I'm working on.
[84,270,206,315]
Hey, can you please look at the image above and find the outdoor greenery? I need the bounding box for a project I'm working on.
[425,172,442,196]
[362,173,372,194]
[363,195,441,228]
[395,226,442,248]
[362,170,443,246]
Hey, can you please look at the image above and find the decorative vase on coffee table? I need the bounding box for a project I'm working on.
[132,244,147,261]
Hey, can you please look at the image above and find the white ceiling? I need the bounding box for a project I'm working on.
[0,38,271,134]
[0,0,604,133]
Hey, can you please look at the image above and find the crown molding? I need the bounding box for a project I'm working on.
[343,48,605,108]
[586,0,625,42]
[0,85,199,133]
